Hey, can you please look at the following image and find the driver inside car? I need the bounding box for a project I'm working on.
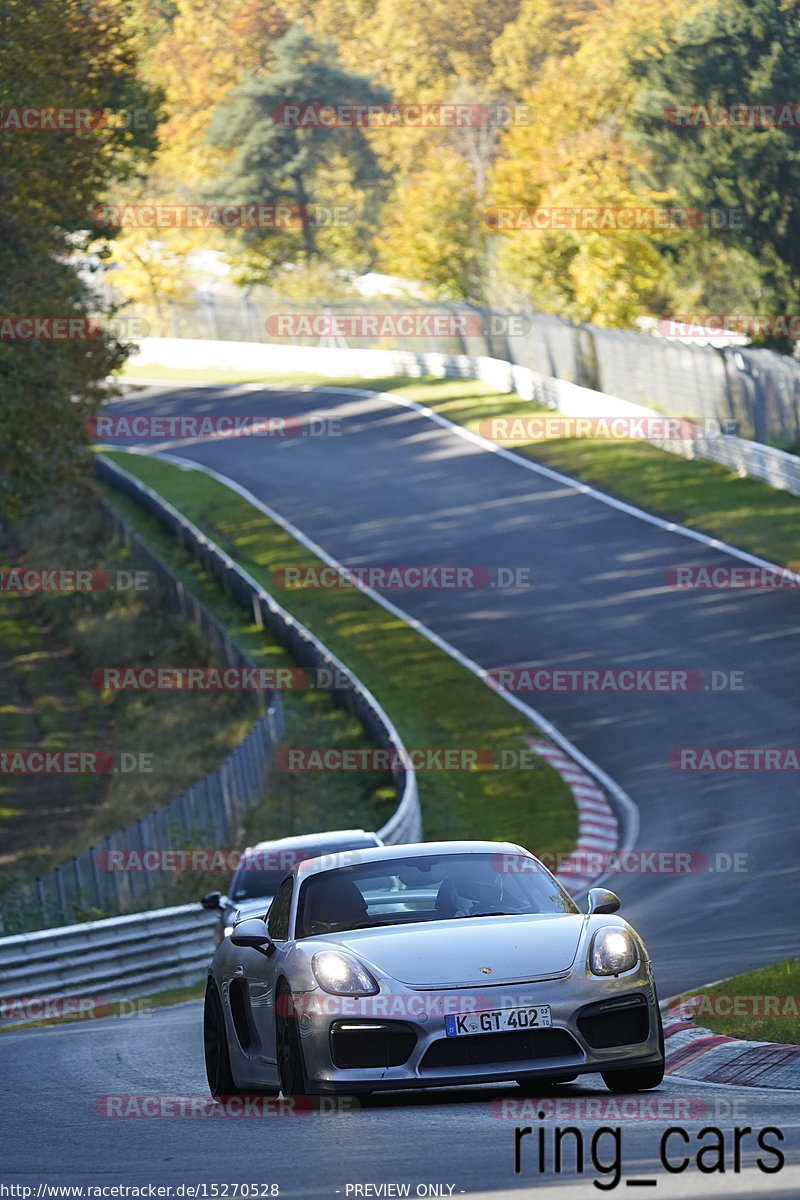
[434,862,504,918]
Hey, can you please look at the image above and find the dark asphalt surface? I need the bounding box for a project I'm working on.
[6,380,798,1198]
[3,1001,799,1196]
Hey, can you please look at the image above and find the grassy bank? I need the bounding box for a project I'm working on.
[0,493,254,905]
[670,958,800,1045]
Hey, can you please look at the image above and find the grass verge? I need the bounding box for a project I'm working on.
[93,476,399,865]
[670,958,800,1045]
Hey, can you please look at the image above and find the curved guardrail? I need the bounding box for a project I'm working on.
[0,904,220,1015]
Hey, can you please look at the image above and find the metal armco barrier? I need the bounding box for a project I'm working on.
[0,903,220,1012]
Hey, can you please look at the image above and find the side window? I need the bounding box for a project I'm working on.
[267,876,294,941]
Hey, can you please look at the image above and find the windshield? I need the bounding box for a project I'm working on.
[230,868,287,902]
[229,837,379,901]
[296,851,577,937]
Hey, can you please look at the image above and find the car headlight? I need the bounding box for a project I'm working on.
[312,951,379,996]
[223,925,234,938]
[590,927,638,976]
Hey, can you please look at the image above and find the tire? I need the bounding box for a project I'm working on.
[275,980,309,1097]
[204,979,243,1097]
[600,1003,665,1093]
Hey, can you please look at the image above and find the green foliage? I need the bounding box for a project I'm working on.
[376,146,486,302]
[206,25,390,279]
[6,0,800,382]
[628,0,800,343]
[0,0,161,516]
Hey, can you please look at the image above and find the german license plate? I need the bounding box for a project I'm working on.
[444,1005,552,1037]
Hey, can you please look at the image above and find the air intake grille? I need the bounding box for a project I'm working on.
[420,1028,579,1070]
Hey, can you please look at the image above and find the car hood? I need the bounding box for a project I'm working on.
[332,913,587,987]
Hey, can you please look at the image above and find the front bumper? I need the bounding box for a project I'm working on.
[294,970,662,1094]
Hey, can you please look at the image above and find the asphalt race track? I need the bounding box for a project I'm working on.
[3,1001,800,1196]
[6,381,798,1197]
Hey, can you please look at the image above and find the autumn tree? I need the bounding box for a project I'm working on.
[486,0,690,323]
[627,0,800,347]
[489,0,596,100]
[148,0,292,190]
[0,0,160,516]
[376,146,484,301]
[205,25,391,282]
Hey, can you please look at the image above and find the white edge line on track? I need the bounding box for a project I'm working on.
[105,438,639,880]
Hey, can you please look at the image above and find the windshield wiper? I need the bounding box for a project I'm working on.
[347,920,406,930]
[455,910,515,918]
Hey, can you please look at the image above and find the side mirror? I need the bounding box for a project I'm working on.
[201,891,223,910]
[230,917,276,957]
[587,888,620,915]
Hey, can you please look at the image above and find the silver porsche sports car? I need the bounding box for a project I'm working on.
[203,840,664,1098]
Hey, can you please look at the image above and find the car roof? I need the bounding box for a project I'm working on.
[294,839,529,877]
[246,829,381,854]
